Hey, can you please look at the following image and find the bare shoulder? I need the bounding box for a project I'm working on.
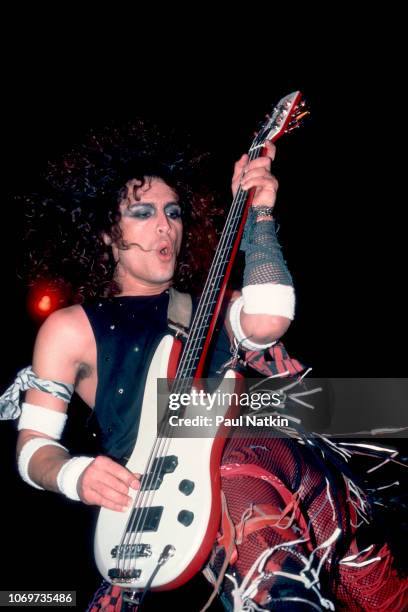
[32,305,94,377]
[35,305,91,351]
[38,304,90,332]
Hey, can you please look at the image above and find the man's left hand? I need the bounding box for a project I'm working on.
[231,141,278,207]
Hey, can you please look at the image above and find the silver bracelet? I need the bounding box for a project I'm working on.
[250,206,274,218]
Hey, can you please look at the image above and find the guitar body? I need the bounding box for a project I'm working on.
[94,334,241,590]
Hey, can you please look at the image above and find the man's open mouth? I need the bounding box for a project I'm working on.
[156,243,174,259]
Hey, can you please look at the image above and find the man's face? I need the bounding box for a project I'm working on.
[111,177,183,295]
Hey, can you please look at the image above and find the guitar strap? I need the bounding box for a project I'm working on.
[167,287,193,338]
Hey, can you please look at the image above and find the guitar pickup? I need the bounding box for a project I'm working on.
[127,506,163,533]
[141,455,178,491]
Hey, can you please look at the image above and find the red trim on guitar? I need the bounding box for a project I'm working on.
[155,372,244,591]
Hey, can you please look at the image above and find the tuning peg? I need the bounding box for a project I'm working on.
[293,110,310,122]
[285,123,301,133]
[288,122,306,133]
[286,109,310,133]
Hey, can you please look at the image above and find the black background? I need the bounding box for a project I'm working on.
[0,20,406,611]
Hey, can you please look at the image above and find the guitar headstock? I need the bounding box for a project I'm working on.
[250,91,309,152]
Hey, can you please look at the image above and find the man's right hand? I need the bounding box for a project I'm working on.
[78,455,140,512]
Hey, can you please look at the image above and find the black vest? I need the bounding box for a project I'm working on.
[82,291,230,460]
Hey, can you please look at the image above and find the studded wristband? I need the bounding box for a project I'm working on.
[250,206,275,218]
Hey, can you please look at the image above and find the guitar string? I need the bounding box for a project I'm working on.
[116,145,261,578]
[116,147,261,578]
[115,139,264,577]
[116,180,252,576]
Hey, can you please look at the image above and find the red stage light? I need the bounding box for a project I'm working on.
[27,283,68,321]
[37,295,52,313]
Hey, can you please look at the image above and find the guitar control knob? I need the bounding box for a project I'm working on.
[177,510,194,526]
[179,479,195,495]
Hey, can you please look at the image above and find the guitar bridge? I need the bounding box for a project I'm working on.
[111,544,152,559]
[108,568,141,583]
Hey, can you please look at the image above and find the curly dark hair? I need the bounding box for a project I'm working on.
[19,118,225,302]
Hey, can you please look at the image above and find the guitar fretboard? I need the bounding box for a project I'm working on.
[175,147,260,382]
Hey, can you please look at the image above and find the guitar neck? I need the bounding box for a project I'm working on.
[176,146,263,381]
[175,91,306,382]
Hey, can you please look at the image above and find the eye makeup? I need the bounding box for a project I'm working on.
[165,203,182,219]
[123,202,182,220]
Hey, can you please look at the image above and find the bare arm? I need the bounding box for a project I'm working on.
[225,292,291,346]
[17,306,139,511]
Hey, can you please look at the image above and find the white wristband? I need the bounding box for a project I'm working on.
[229,297,277,351]
[57,456,94,501]
[242,284,295,320]
[18,437,67,490]
[18,402,68,439]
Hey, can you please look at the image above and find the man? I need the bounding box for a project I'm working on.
[16,139,287,507]
[2,120,406,611]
